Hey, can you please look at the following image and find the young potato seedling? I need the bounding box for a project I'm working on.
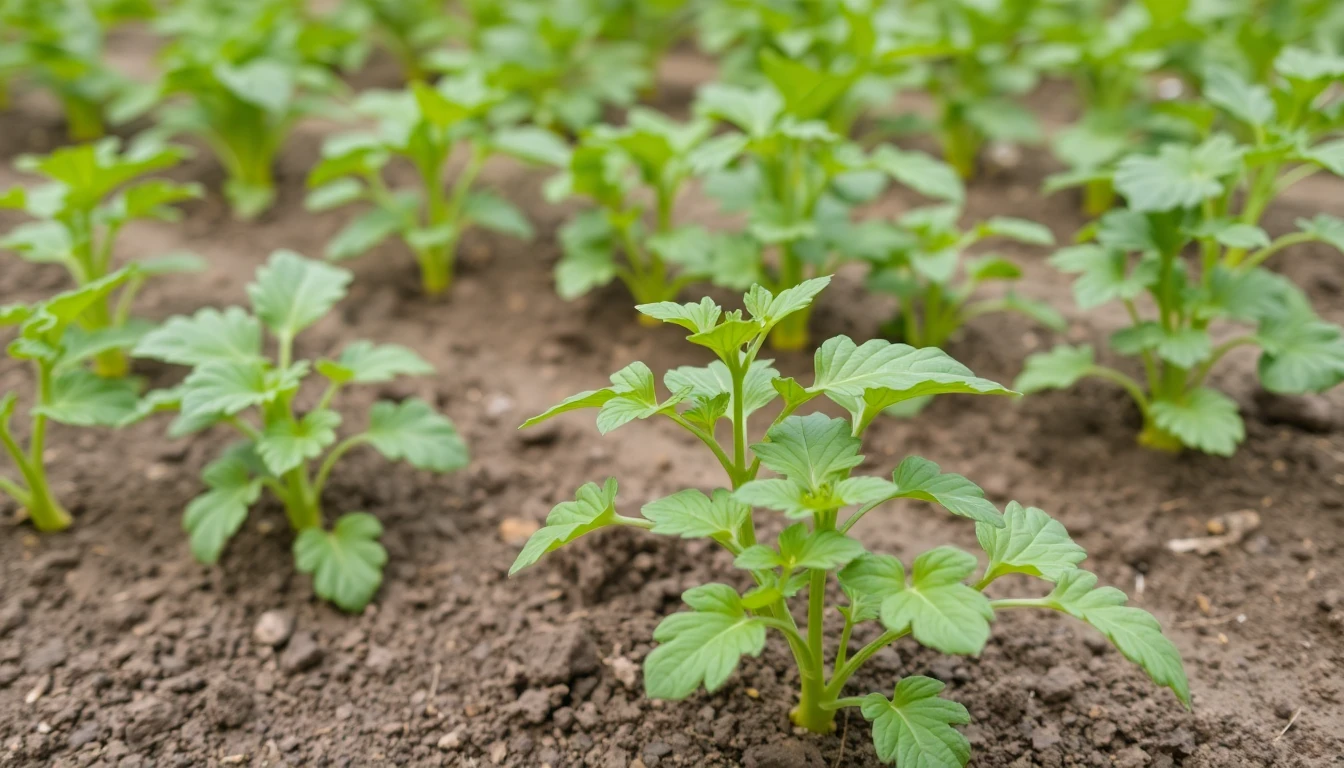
[334,0,457,82]
[1,269,142,531]
[1020,51,1344,456]
[147,0,354,219]
[0,138,203,378]
[306,75,569,296]
[545,108,758,313]
[132,251,468,611]
[866,205,1064,350]
[0,0,156,140]
[511,278,1189,765]
[695,78,965,350]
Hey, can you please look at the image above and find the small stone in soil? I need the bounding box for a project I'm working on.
[279,631,322,673]
[205,678,255,729]
[1034,665,1084,704]
[253,610,295,647]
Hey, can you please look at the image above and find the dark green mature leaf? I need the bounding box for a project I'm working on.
[645,583,766,699]
[1113,136,1243,212]
[1150,388,1244,456]
[1014,345,1095,393]
[839,553,906,623]
[365,399,468,472]
[184,447,263,564]
[752,413,863,490]
[889,456,1001,527]
[248,250,351,338]
[294,512,388,612]
[642,488,750,545]
[257,411,341,475]
[34,371,139,427]
[861,677,971,768]
[976,502,1085,583]
[510,479,619,575]
[1042,570,1190,707]
[881,547,993,656]
[134,307,263,366]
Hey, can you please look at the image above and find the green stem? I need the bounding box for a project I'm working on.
[825,629,908,698]
[1242,232,1317,271]
[664,412,738,487]
[1189,336,1258,389]
[821,697,866,711]
[311,435,368,500]
[836,610,854,670]
[0,476,32,508]
[1085,365,1151,419]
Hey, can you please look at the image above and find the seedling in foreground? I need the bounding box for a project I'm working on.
[511,278,1189,764]
[1,138,203,378]
[1020,55,1344,456]
[1,270,142,531]
[133,251,468,611]
[307,76,568,296]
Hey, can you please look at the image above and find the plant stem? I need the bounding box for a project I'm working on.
[825,629,908,698]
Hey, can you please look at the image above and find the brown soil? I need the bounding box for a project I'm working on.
[2,48,1343,768]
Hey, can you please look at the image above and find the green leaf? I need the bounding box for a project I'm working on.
[247,250,351,338]
[1305,142,1344,177]
[595,362,688,434]
[325,206,404,261]
[1111,325,1211,368]
[637,297,722,334]
[510,479,619,575]
[214,59,295,113]
[665,360,779,425]
[695,83,783,138]
[320,341,434,384]
[783,525,866,570]
[134,307,263,366]
[742,276,832,330]
[808,337,1012,421]
[257,410,341,475]
[1274,47,1344,83]
[978,217,1054,245]
[365,399,468,472]
[180,360,297,419]
[1150,387,1245,456]
[1042,570,1190,707]
[491,127,572,166]
[1203,67,1275,127]
[33,371,139,427]
[462,191,533,239]
[1256,306,1344,394]
[1052,245,1159,309]
[644,583,766,700]
[839,553,906,623]
[1113,136,1243,212]
[184,448,262,564]
[1014,345,1094,393]
[870,146,965,203]
[686,319,763,362]
[751,413,863,491]
[294,512,388,612]
[305,178,365,211]
[889,456,1002,527]
[976,502,1085,583]
[520,389,619,429]
[880,547,993,656]
[759,51,853,121]
[861,677,971,768]
[1297,214,1344,253]
[642,488,749,545]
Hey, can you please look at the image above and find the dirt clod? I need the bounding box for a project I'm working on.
[205,679,255,729]
[278,631,322,673]
[742,739,827,768]
[515,624,600,685]
[252,609,295,646]
[1034,664,1084,704]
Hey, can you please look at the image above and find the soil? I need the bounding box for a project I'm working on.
[2,40,1344,768]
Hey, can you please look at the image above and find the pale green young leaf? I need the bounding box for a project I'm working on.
[759,50,853,121]
[247,250,352,338]
[733,479,813,519]
[1297,214,1344,253]
[326,206,404,262]
[636,297,721,333]
[695,83,783,138]
[184,447,263,564]
[1256,306,1344,394]
[751,413,864,490]
[294,512,387,612]
[1113,136,1243,212]
[686,319,763,362]
[305,178,365,211]
[134,307,263,366]
[1274,47,1344,82]
[743,276,833,329]
[783,526,867,571]
[1189,220,1270,250]
[682,394,731,431]
[462,191,533,239]
[645,583,766,700]
[978,217,1054,245]
[1150,388,1244,456]
[839,553,906,623]
[870,146,965,203]
[1203,67,1275,127]
[1043,570,1190,707]
[1014,345,1095,393]
[322,341,434,384]
[976,502,1085,583]
[180,360,293,419]
[880,547,993,656]
[1052,245,1159,309]
[1304,142,1344,177]
[510,479,619,575]
[1113,326,1213,368]
[520,389,619,429]
[665,360,779,424]
[861,676,971,768]
[214,59,295,113]
[257,411,342,475]
[33,370,139,427]
[642,488,749,544]
[365,399,468,472]
[491,127,572,167]
[889,456,1002,527]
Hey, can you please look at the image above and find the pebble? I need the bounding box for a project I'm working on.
[279,631,322,673]
[253,610,295,647]
[437,729,462,751]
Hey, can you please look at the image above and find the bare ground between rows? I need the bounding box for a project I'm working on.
[1,59,1343,768]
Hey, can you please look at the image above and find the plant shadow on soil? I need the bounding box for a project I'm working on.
[1,50,1343,768]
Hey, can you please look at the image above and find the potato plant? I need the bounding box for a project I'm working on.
[695,79,965,349]
[306,75,568,296]
[1,270,141,531]
[0,138,204,378]
[866,205,1063,350]
[511,279,1189,764]
[132,251,468,611]
[545,108,758,312]
[0,0,155,140]
[334,0,456,82]
[1019,51,1344,455]
[147,0,354,219]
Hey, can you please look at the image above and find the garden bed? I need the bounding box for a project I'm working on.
[1,50,1343,768]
